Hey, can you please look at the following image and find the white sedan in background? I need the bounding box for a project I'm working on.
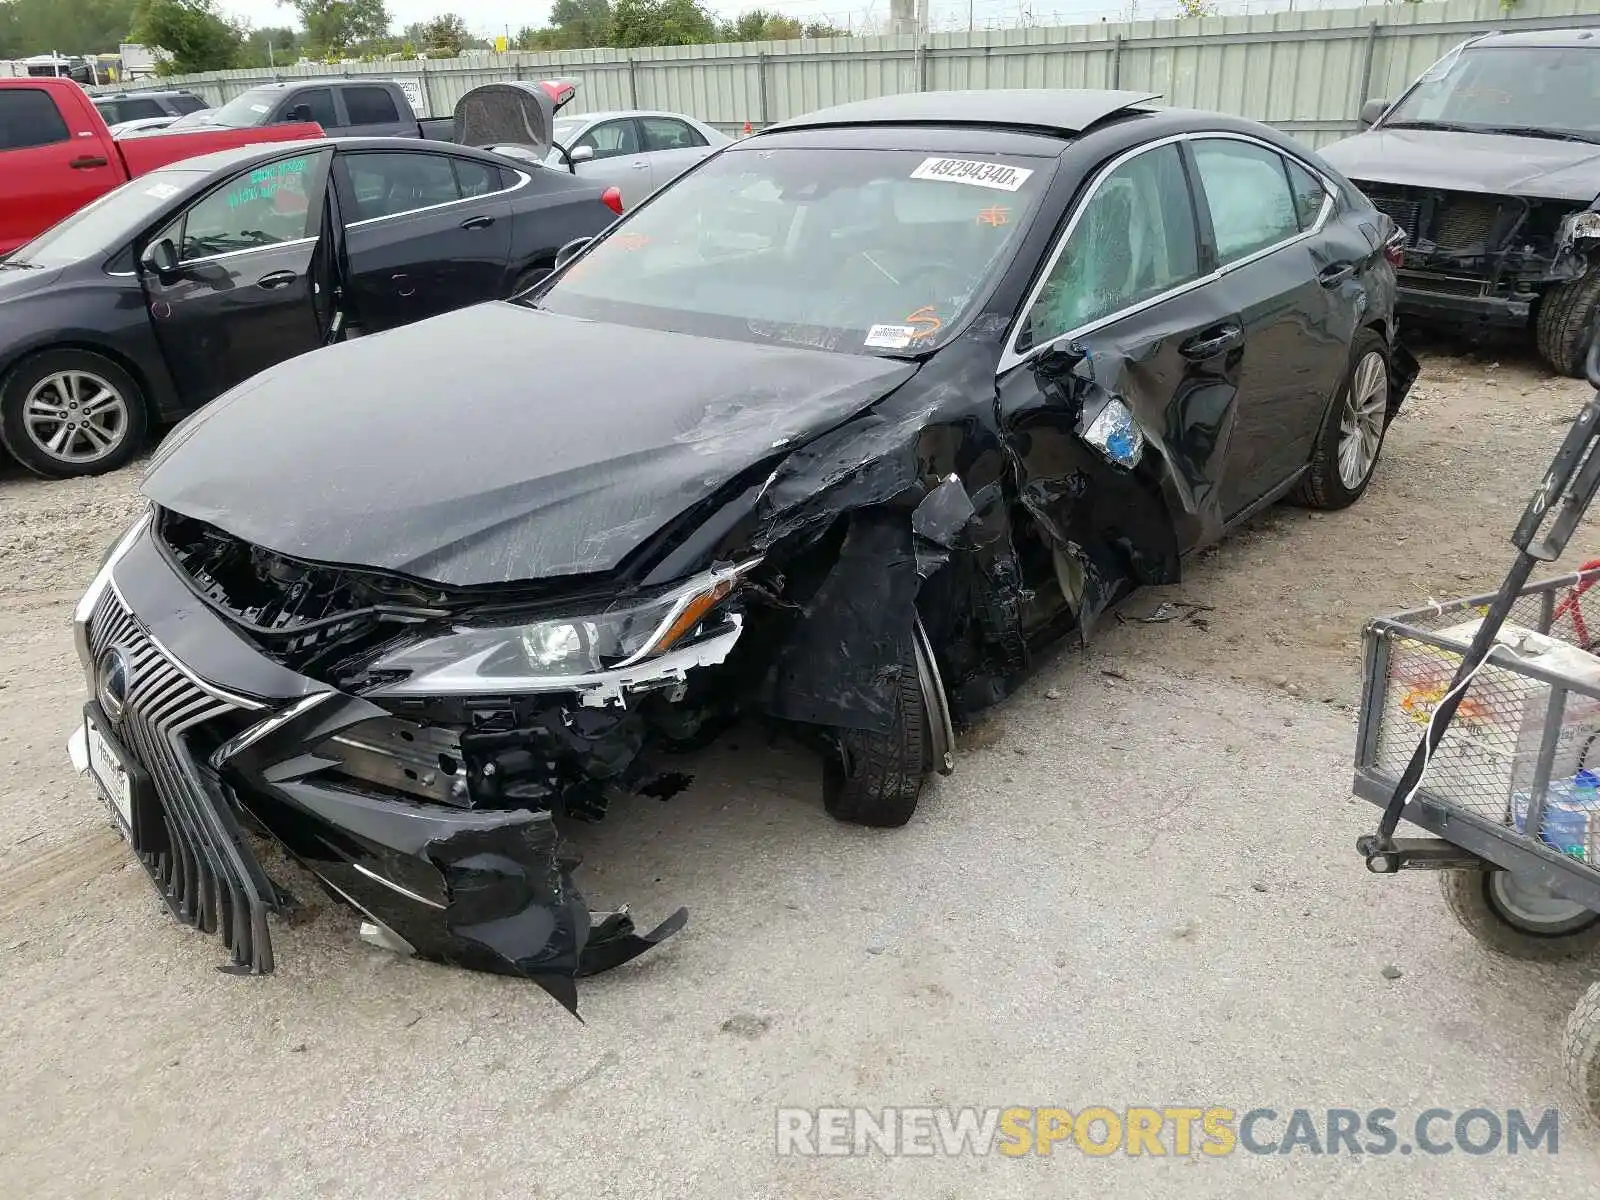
[547,110,731,205]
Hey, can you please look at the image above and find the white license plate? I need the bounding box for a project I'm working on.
[85,712,133,834]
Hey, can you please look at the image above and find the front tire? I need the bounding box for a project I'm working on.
[1535,269,1600,379]
[1439,869,1600,961]
[1564,981,1600,1125]
[822,639,932,828]
[0,350,147,479]
[1292,329,1390,511]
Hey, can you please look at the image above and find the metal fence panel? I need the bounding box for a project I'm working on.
[90,0,1599,152]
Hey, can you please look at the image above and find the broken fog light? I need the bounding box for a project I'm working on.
[367,560,760,694]
[1082,398,1144,468]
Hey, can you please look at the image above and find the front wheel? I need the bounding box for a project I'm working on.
[1439,869,1600,961]
[1535,269,1600,379]
[821,619,952,828]
[1564,981,1600,1125]
[0,349,147,479]
[1291,329,1390,511]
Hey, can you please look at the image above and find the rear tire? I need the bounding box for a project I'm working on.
[1291,329,1389,511]
[821,641,932,828]
[1564,981,1600,1126]
[1535,269,1600,379]
[508,265,552,299]
[0,349,147,479]
[1439,869,1600,961]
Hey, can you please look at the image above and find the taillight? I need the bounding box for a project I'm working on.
[1383,227,1405,268]
[601,187,624,216]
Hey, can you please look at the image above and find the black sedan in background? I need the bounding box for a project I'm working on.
[70,91,1415,1007]
[0,138,622,477]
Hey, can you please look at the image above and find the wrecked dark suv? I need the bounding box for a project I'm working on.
[68,89,1415,1010]
[1320,28,1600,376]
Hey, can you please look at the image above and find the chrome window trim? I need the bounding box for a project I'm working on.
[997,130,1336,376]
[343,164,531,230]
[179,236,318,267]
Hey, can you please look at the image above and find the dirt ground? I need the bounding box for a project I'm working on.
[3,345,1599,1198]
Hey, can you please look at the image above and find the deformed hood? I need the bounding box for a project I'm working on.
[1320,128,1600,204]
[142,303,917,587]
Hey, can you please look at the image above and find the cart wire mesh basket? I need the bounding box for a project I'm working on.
[1356,563,1600,877]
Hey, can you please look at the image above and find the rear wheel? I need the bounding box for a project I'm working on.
[1439,869,1600,961]
[1535,269,1600,379]
[1564,981,1600,1125]
[0,349,147,479]
[1291,329,1389,511]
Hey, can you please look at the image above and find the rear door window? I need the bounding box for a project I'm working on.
[117,98,168,121]
[343,151,467,220]
[1191,138,1302,264]
[170,93,208,115]
[1284,158,1330,231]
[343,86,401,126]
[0,88,71,151]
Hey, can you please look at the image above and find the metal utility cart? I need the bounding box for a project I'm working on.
[1354,339,1600,1123]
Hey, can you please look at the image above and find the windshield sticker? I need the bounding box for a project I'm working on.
[144,183,180,200]
[865,324,915,349]
[910,157,1034,192]
[976,204,1010,227]
[249,104,270,113]
[905,306,943,341]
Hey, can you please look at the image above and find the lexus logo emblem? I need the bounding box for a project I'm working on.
[96,646,132,723]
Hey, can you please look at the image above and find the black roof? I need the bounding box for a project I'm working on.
[768,89,1160,137]
[139,136,513,176]
[1470,27,1600,49]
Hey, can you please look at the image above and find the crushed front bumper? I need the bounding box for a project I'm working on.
[66,521,683,1012]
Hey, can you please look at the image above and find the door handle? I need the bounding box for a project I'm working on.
[459,215,495,230]
[392,272,416,297]
[69,155,109,169]
[1179,324,1243,360]
[256,270,297,290]
[630,161,649,170]
[1318,262,1358,287]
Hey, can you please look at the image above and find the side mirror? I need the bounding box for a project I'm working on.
[554,237,591,270]
[1358,98,1389,129]
[140,237,181,279]
[1034,340,1085,381]
[568,144,595,164]
[286,103,314,124]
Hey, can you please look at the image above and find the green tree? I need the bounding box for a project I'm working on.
[611,0,716,48]
[545,0,612,48]
[240,24,300,66]
[405,13,470,53]
[800,19,848,37]
[0,0,141,57]
[722,10,800,40]
[285,0,390,56]
[129,0,241,73]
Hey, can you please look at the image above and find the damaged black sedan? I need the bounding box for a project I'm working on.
[68,90,1415,1010]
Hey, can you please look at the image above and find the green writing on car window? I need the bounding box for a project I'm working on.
[227,159,310,209]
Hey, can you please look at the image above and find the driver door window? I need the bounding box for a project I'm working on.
[162,153,322,261]
[575,119,641,160]
[1024,143,1202,349]
[278,88,337,128]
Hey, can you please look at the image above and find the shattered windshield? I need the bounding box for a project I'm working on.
[535,146,1052,354]
[1384,45,1600,140]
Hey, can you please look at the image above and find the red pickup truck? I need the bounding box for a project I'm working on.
[0,77,323,256]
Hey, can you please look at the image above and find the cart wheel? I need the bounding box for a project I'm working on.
[1565,981,1600,1125]
[1440,870,1600,960]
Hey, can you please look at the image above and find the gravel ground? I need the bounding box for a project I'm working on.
[2,346,1599,1197]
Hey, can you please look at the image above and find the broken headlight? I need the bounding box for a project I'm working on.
[366,560,759,694]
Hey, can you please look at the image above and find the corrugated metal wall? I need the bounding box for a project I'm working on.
[94,0,1600,149]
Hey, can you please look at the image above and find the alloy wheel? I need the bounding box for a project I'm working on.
[22,370,129,466]
[1337,350,1388,491]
